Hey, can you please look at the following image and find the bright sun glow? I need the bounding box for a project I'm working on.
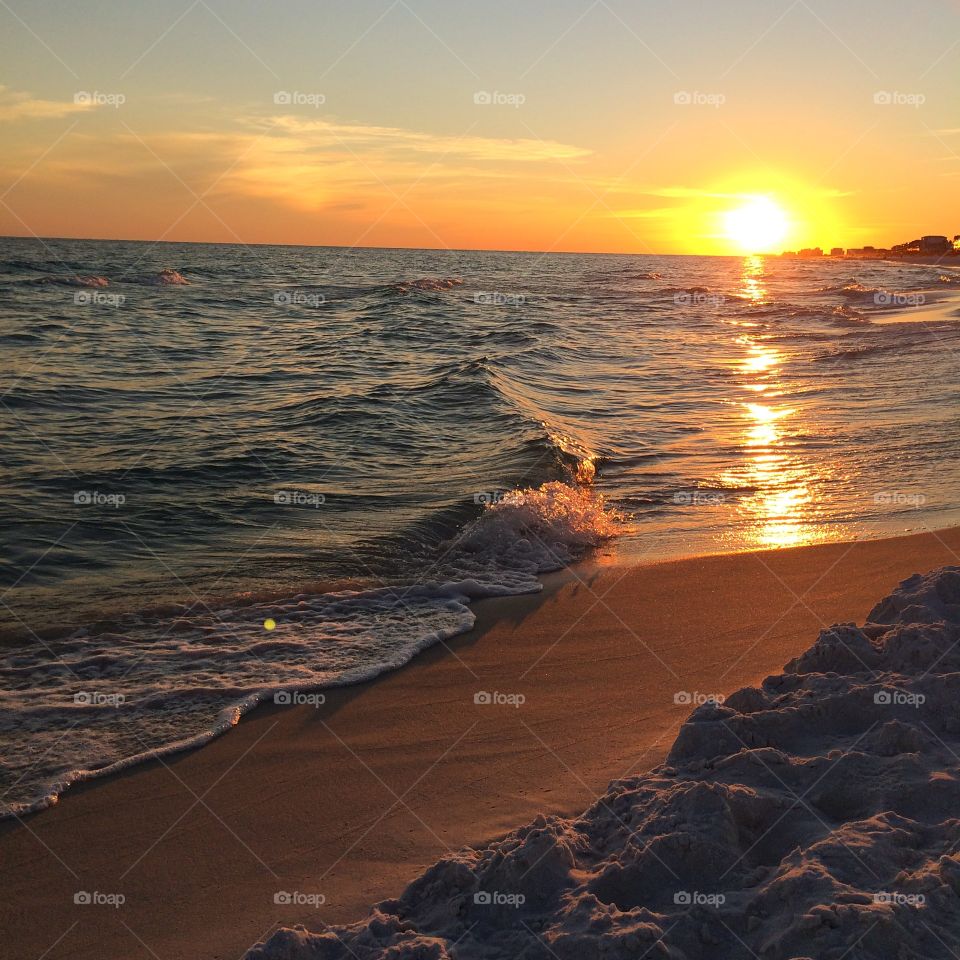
[723,197,790,253]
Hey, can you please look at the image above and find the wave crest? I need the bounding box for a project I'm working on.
[393,277,463,294]
[457,481,620,573]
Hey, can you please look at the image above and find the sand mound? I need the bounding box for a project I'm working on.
[244,567,960,960]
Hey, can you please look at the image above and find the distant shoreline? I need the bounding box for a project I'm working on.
[775,253,960,268]
[4,233,957,262]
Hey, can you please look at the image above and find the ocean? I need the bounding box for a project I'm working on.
[2,236,959,818]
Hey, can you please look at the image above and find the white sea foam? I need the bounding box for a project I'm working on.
[455,480,620,575]
[244,566,960,960]
[0,477,617,819]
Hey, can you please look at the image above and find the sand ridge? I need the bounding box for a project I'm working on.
[246,567,960,959]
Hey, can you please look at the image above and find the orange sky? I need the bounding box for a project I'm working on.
[1,1,958,254]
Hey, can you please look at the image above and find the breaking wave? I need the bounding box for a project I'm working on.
[0,464,618,820]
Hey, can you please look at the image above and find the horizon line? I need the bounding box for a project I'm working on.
[0,232,744,259]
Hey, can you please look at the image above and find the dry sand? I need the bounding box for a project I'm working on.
[4,527,960,960]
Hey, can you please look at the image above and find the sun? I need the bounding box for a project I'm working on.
[723,197,790,253]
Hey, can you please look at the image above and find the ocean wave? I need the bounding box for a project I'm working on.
[813,329,943,363]
[391,277,464,294]
[657,284,712,295]
[830,304,869,323]
[135,267,190,285]
[13,268,190,287]
[619,270,663,281]
[26,274,111,287]
[0,467,619,820]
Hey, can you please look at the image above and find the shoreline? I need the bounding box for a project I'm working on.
[4,526,960,960]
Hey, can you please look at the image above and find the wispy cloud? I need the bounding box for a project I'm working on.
[610,207,676,219]
[0,87,95,122]
[94,114,593,212]
[249,115,592,163]
[643,185,852,200]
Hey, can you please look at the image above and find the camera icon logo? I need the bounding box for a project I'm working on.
[474,691,492,705]
[473,91,492,105]
[673,91,692,105]
[473,891,492,905]
[873,91,892,105]
[874,690,892,705]
[273,91,292,105]
[74,891,92,905]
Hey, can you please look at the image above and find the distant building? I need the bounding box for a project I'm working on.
[833,233,958,260]
[830,247,844,256]
[920,235,950,254]
[798,247,823,258]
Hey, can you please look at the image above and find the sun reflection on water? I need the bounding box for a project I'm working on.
[717,257,840,550]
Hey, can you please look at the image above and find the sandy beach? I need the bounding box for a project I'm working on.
[5,2,960,956]
[4,527,960,960]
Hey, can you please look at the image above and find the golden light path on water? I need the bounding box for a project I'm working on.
[718,256,843,551]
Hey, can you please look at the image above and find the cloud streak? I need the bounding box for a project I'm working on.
[0,87,96,122]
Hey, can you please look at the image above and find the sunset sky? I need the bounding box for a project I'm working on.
[1,0,958,255]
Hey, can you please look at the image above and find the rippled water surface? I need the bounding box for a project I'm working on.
[2,236,959,816]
